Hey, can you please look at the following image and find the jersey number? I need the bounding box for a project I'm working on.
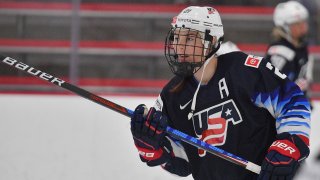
[266,62,287,79]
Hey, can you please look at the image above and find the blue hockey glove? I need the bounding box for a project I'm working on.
[130,104,172,166]
[258,132,309,180]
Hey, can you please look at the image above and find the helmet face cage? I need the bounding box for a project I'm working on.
[165,27,213,77]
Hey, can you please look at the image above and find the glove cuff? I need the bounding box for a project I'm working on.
[269,139,300,160]
[136,145,165,161]
[269,132,310,161]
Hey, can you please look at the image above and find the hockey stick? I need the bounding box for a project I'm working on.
[0,55,261,174]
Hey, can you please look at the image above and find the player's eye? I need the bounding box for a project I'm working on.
[187,35,196,41]
[187,37,194,41]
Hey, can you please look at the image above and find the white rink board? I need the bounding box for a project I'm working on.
[0,94,319,180]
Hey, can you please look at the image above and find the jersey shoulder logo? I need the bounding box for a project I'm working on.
[180,99,192,110]
[244,55,263,68]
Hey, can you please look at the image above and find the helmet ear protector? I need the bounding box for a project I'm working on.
[204,29,224,60]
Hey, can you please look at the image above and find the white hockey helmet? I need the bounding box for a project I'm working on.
[171,6,224,43]
[165,6,224,77]
[273,1,309,31]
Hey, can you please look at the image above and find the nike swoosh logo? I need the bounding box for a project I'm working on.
[180,99,192,110]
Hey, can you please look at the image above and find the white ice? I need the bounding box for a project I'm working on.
[0,94,319,180]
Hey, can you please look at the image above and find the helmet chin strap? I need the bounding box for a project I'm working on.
[187,57,213,120]
[187,35,222,120]
[187,48,221,120]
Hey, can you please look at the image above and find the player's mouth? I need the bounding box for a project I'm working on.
[178,55,190,62]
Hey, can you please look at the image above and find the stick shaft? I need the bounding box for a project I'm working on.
[0,55,261,174]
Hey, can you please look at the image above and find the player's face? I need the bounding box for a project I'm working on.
[172,28,205,63]
[290,20,309,40]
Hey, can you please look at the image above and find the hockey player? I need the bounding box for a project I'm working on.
[129,6,311,180]
[265,1,313,108]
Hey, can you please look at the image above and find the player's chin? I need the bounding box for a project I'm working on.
[177,57,190,62]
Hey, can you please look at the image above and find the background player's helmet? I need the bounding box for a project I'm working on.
[165,6,224,77]
[273,1,309,33]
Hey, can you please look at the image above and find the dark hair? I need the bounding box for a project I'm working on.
[170,77,188,93]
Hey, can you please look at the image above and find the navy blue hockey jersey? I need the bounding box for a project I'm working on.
[265,38,309,82]
[153,51,311,180]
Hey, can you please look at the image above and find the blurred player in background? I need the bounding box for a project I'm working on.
[129,6,311,180]
[265,1,314,109]
[265,3,318,179]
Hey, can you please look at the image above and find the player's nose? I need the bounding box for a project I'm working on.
[176,44,186,54]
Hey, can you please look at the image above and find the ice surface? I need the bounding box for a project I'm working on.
[0,94,318,180]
